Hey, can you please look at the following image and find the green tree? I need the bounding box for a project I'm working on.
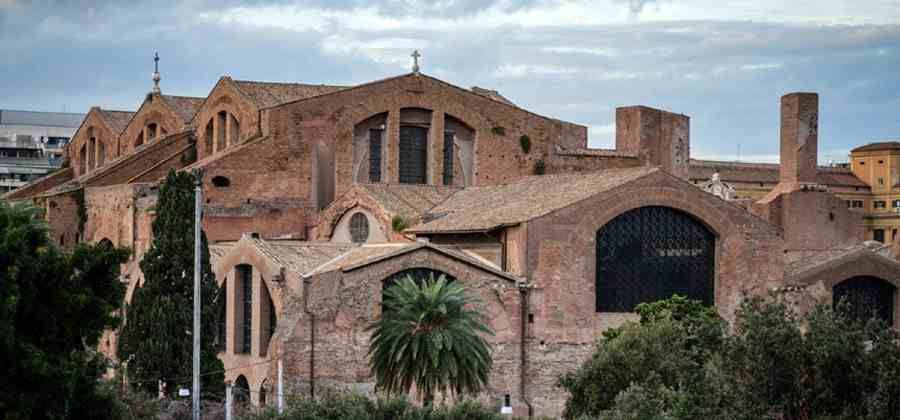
[367,274,494,405]
[118,170,224,398]
[0,200,130,419]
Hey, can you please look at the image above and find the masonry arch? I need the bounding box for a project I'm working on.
[443,114,475,186]
[595,206,716,312]
[833,276,896,326]
[234,375,250,407]
[352,112,388,183]
[201,108,242,156]
[146,122,158,141]
[330,206,388,244]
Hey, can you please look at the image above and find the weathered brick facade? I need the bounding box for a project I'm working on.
[7,68,900,419]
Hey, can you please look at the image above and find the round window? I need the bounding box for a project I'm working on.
[349,212,370,243]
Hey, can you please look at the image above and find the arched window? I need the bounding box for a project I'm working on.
[833,276,896,326]
[349,212,369,243]
[217,284,227,352]
[135,130,144,148]
[236,264,253,354]
[261,280,277,356]
[216,111,227,152]
[98,238,113,248]
[259,379,268,406]
[382,268,456,312]
[147,123,158,140]
[212,176,231,188]
[399,125,428,184]
[204,119,213,155]
[234,375,250,407]
[79,144,87,174]
[88,136,97,170]
[97,141,106,166]
[229,113,240,147]
[596,206,715,312]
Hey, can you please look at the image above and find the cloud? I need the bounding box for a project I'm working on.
[2,0,900,162]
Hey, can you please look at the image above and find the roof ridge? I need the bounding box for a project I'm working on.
[233,79,348,88]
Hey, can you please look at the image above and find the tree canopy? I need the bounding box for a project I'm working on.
[559,295,900,420]
[0,199,130,419]
[368,273,494,404]
[118,170,224,398]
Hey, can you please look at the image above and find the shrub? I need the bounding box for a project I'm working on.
[519,135,531,154]
[391,215,408,233]
[533,159,546,175]
[491,126,506,136]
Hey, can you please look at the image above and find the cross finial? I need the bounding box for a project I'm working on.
[151,51,161,94]
[411,49,421,74]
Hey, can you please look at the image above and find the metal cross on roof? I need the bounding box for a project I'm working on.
[152,51,161,94]
[411,49,421,74]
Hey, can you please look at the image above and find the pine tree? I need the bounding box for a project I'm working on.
[119,170,224,398]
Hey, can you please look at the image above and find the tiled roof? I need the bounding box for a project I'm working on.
[161,95,205,122]
[248,239,356,276]
[851,141,900,152]
[557,148,638,158]
[232,80,348,108]
[470,86,515,106]
[784,242,891,279]
[357,183,460,222]
[99,109,136,135]
[305,242,522,282]
[689,159,868,188]
[409,166,658,233]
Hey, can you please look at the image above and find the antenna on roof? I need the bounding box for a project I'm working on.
[152,51,161,95]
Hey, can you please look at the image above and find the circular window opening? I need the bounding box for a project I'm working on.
[211,176,230,187]
[349,212,370,243]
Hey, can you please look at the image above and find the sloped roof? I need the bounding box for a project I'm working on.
[98,109,135,135]
[356,183,459,222]
[470,86,515,106]
[248,238,356,276]
[305,241,522,283]
[409,166,658,233]
[161,95,205,122]
[784,242,897,280]
[689,159,868,188]
[851,141,900,153]
[232,80,348,108]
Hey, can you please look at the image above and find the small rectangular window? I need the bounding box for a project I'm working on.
[879,177,885,185]
[874,229,885,243]
[892,200,900,208]
[878,160,884,164]
[851,200,864,208]
[874,200,887,209]
[859,160,866,165]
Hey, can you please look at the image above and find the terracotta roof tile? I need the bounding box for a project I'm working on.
[470,86,515,106]
[784,242,891,278]
[232,80,348,108]
[357,183,460,223]
[689,159,868,188]
[99,109,135,135]
[249,239,356,276]
[409,166,658,233]
[161,95,204,122]
[851,141,900,152]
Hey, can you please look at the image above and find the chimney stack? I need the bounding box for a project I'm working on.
[779,93,818,185]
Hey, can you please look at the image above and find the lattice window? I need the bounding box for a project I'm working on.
[238,265,253,354]
[596,206,715,312]
[349,212,369,243]
[369,128,382,183]
[443,131,454,185]
[834,276,895,326]
[399,126,428,184]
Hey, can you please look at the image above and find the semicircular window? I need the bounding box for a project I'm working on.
[211,176,230,187]
[596,206,715,312]
[349,212,370,243]
[833,276,896,326]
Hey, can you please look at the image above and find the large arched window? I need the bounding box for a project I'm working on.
[147,123,158,140]
[236,264,253,354]
[217,284,227,352]
[399,108,431,184]
[79,144,87,174]
[382,268,456,312]
[135,130,144,148]
[204,119,213,155]
[596,206,715,312]
[833,276,896,326]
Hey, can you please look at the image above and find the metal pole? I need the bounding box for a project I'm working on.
[192,169,204,420]
[277,359,284,414]
[225,381,233,420]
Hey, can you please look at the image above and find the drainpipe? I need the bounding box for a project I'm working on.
[518,281,533,417]
[302,277,316,398]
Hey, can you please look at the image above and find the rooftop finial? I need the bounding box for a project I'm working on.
[151,51,161,94]
[411,49,421,74]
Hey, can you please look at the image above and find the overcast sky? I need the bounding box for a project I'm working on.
[2,0,899,162]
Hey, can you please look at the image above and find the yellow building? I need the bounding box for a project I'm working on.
[689,142,900,244]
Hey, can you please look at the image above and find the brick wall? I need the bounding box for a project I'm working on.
[193,78,261,160]
[70,109,120,177]
[120,94,187,155]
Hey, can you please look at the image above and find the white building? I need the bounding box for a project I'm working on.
[0,110,84,193]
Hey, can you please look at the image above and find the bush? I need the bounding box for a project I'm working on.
[519,135,531,154]
[239,391,506,420]
[559,295,900,420]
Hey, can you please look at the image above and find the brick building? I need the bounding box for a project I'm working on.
[5,61,899,418]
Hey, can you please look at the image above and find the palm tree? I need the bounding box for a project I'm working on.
[368,273,494,405]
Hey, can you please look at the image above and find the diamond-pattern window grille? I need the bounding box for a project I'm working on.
[833,276,896,326]
[596,206,715,312]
